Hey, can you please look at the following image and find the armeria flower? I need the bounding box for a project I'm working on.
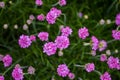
[2,54,12,67]
[91,50,96,56]
[0,2,5,8]
[55,36,70,50]
[78,27,89,39]
[18,34,32,48]
[30,35,36,41]
[78,12,83,18]
[57,64,70,77]
[112,30,120,40]
[68,73,75,80]
[91,36,99,51]
[100,54,107,62]
[85,63,95,72]
[115,13,120,26]
[28,66,35,75]
[98,40,107,51]
[29,15,35,20]
[58,0,66,6]
[35,0,43,6]
[60,26,72,37]
[43,42,57,56]
[46,7,62,24]
[117,64,120,70]
[12,64,24,80]
[38,32,49,41]
[0,54,3,61]
[100,72,111,80]
[107,56,119,69]
[37,14,45,21]
[0,76,4,80]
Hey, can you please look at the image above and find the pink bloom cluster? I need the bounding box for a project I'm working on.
[78,27,89,39]
[30,35,36,41]
[107,56,119,69]
[0,2,5,8]
[43,42,57,56]
[100,72,111,80]
[85,63,95,72]
[57,64,70,77]
[98,40,107,52]
[46,7,62,24]
[112,30,120,40]
[12,65,24,80]
[2,54,12,67]
[55,36,70,50]
[59,0,66,6]
[38,32,49,41]
[35,0,43,6]
[100,54,107,62]
[91,36,99,51]
[18,35,32,48]
[27,66,35,75]
[115,13,120,26]
[37,14,45,21]
[60,26,72,37]
[68,73,75,80]
[0,76,4,80]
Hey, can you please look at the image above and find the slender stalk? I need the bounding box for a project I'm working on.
[94,70,102,76]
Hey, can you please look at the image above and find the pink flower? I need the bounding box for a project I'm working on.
[107,56,119,69]
[0,54,3,61]
[100,72,111,80]
[115,13,120,26]
[117,64,120,70]
[57,64,70,77]
[55,36,70,50]
[2,54,12,67]
[59,0,66,6]
[46,7,62,24]
[43,42,57,56]
[112,30,120,40]
[28,66,35,75]
[98,40,107,51]
[37,14,45,21]
[30,35,36,41]
[78,27,89,39]
[61,26,72,37]
[35,0,43,6]
[38,32,49,41]
[100,54,107,62]
[0,76,4,80]
[29,15,35,20]
[91,36,99,51]
[68,73,75,80]
[18,35,32,48]
[12,65,24,80]
[0,2,5,8]
[85,63,95,72]
[91,50,96,56]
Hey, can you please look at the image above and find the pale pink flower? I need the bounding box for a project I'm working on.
[91,36,99,51]
[59,0,66,6]
[35,0,43,6]
[28,66,35,75]
[68,73,75,80]
[2,54,12,67]
[115,13,120,26]
[61,26,72,37]
[85,63,95,72]
[30,35,36,41]
[78,27,89,39]
[98,40,107,51]
[38,32,49,41]
[100,72,111,80]
[100,54,107,62]
[112,30,120,40]
[37,14,45,21]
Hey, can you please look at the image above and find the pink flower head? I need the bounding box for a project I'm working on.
[0,2,5,8]
[35,0,43,6]
[37,14,45,21]
[0,54,3,61]
[91,36,99,51]
[12,65,24,80]
[117,63,120,70]
[98,40,107,51]
[91,50,96,56]
[18,34,32,48]
[30,35,36,41]
[0,76,4,80]
[61,26,72,37]
[57,64,70,77]
[2,54,12,67]
[68,73,75,80]
[59,0,66,6]
[28,66,35,75]
[100,72,111,80]
[85,63,95,72]
[78,27,89,39]
[38,32,49,41]
[29,15,35,20]
[100,54,107,62]
[43,42,57,56]
[46,7,62,24]
[55,36,70,50]
[112,30,120,40]
[115,13,120,26]
[107,56,119,69]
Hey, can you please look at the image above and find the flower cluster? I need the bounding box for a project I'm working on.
[78,27,89,39]
[85,63,95,72]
